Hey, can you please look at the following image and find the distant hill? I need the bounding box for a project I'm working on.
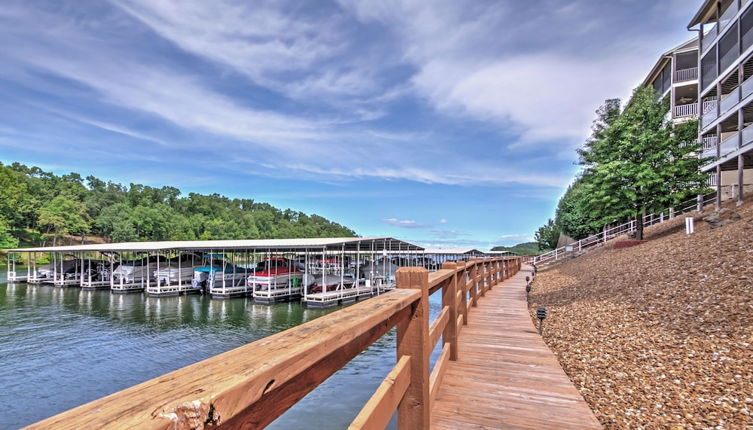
[491,242,547,255]
[0,161,356,248]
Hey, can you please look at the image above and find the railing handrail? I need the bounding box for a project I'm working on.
[533,192,717,265]
[674,102,698,117]
[674,67,698,82]
[25,256,522,430]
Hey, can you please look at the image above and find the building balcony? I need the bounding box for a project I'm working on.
[720,132,740,157]
[674,67,698,83]
[702,99,719,128]
[701,1,740,56]
[701,72,753,132]
[674,103,699,118]
[702,136,719,159]
[720,90,740,114]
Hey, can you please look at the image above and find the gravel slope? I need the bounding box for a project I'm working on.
[530,201,753,429]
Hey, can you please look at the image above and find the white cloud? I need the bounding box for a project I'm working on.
[439,218,447,224]
[382,218,428,229]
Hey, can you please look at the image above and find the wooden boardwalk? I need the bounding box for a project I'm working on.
[431,266,602,429]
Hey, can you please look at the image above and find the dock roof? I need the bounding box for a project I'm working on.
[5,237,423,253]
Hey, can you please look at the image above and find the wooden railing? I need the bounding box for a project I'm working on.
[26,256,521,430]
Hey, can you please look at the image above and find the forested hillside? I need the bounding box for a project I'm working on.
[0,162,356,248]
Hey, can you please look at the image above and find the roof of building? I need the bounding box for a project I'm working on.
[485,250,517,255]
[688,0,718,28]
[421,248,482,255]
[5,237,423,253]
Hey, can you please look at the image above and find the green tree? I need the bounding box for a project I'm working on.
[534,219,560,251]
[0,217,18,249]
[554,175,603,240]
[37,196,90,245]
[580,87,708,240]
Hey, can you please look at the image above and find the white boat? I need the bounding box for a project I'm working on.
[307,272,356,293]
[359,258,399,283]
[36,260,79,282]
[193,266,248,293]
[153,254,204,284]
[112,256,165,284]
[247,258,303,291]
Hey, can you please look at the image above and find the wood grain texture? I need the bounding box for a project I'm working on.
[429,306,449,350]
[396,268,431,430]
[430,265,602,430]
[25,289,421,430]
[440,262,459,361]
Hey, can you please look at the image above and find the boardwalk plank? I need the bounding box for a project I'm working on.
[430,266,602,429]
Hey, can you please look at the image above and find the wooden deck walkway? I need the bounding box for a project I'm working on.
[431,266,602,429]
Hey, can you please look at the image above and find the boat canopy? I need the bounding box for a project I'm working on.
[5,237,422,253]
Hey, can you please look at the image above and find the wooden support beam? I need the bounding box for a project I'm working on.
[456,315,463,336]
[469,260,478,307]
[458,264,469,325]
[429,306,449,350]
[429,343,451,406]
[349,355,412,430]
[441,261,458,361]
[396,267,431,430]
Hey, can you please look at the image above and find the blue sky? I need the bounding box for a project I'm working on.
[0,0,700,249]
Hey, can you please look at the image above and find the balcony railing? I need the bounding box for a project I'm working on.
[701,136,718,159]
[743,74,753,98]
[743,123,753,147]
[674,103,698,118]
[675,67,698,83]
[720,90,740,114]
[720,132,740,157]
[702,99,719,128]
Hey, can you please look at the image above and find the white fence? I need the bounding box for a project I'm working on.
[533,193,717,266]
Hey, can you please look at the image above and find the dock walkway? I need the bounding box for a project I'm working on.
[431,267,602,429]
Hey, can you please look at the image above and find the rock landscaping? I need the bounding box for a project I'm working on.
[530,200,753,429]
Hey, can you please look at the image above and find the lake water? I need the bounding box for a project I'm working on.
[0,268,442,429]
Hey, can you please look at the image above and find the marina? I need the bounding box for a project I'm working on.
[4,238,514,308]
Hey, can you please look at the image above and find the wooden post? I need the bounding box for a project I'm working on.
[396,268,430,429]
[459,263,469,325]
[478,261,486,297]
[469,259,479,307]
[441,262,459,361]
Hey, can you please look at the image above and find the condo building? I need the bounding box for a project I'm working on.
[642,37,700,125]
[690,0,753,203]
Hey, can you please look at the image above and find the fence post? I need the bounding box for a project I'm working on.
[469,259,479,307]
[495,259,501,284]
[478,259,489,297]
[396,267,430,430]
[697,194,703,213]
[459,263,469,325]
[670,207,675,219]
[441,262,459,361]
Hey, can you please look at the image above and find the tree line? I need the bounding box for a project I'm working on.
[534,87,709,250]
[0,162,356,249]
